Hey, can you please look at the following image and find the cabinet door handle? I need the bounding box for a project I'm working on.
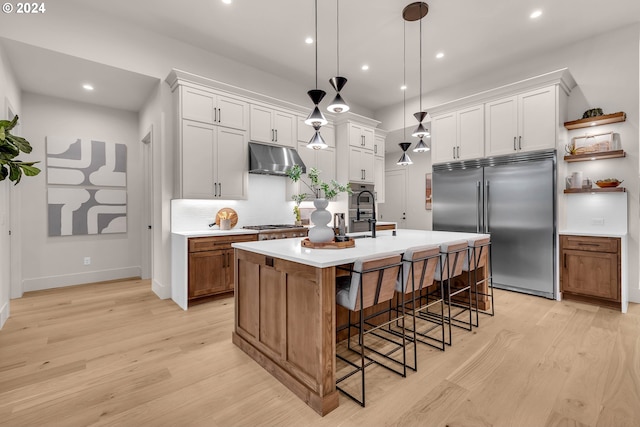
[214,182,217,197]
[218,183,222,197]
[214,107,217,123]
[453,147,456,159]
[275,129,278,142]
[218,108,221,123]
[271,129,274,141]
[374,144,377,154]
[513,136,517,151]
[564,253,567,269]
[457,146,460,158]
[518,136,522,150]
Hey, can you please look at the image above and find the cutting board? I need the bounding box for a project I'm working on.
[215,207,238,228]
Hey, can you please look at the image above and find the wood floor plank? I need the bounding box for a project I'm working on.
[0,279,638,426]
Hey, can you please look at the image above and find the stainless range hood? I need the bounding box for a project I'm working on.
[248,142,306,176]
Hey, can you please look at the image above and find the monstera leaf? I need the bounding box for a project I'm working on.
[0,115,40,184]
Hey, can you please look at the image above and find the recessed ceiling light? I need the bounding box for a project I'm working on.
[361,64,369,71]
[305,37,313,44]
[222,0,232,4]
[400,85,407,90]
[530,10,542,19]
[436,52,444,59]
[82,84,94,91]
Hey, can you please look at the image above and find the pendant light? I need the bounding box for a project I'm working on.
[397,20,413,166]
[397,142,413,166]
[403,2,430,139]
[305,0,328,149]
[327,0,349,113]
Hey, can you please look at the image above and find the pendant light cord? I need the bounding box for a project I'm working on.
[315,0,318,89]
[403,20,406,140]
[336,0,340,75]
[419,2,423,113]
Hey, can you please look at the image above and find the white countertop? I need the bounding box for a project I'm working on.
[232,229,489,268]
[560,230,627,238]
[172,229,259,238]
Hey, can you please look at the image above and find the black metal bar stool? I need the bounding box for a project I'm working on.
[393,244,444,371]
[335,254,404,407]
[431,240,469,346]
[463,236,493,327]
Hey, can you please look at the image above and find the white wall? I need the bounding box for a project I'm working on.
[19,93,142,292]
[377,24,640,303]
[0,42,21,329]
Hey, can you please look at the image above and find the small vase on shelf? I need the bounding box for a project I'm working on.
[308,198,334,243]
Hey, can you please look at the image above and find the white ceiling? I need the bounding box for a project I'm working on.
[2,0,639,114]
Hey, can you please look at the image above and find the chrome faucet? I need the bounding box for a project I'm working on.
[356,190,376,238]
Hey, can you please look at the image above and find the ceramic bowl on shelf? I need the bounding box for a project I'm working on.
[595,179,622,188]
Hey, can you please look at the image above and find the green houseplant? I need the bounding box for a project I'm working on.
[0,116,40,184]
[287,164,351,243]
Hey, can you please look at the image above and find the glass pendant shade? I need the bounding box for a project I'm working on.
[304,105,328,126]
[413,138,430,152]
[327,77,349,113]
[307,130,328,150]
[397,141,413,165]
[397,151,413,165]
[327,92,350,113]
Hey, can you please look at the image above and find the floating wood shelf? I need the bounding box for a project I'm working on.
[564,187,626,194]
[564,112,626,130]
[564,150,626,162]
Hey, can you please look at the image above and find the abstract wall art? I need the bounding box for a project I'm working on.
[46,137,128,236]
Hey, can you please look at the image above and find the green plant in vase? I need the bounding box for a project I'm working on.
[287,164,351,243]
[0,116,41,184]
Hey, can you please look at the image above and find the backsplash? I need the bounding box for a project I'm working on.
[171,174,340,232]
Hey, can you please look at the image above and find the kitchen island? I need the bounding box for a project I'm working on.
[231,229,490,415]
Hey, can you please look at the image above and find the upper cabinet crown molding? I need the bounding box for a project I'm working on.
[428,68,577,117]
[166,68,335,119]
[333,111,381,129]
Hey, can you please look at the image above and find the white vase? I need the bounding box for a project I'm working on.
[308,198,334,243]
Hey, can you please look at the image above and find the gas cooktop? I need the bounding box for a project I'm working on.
[243,224,306,230]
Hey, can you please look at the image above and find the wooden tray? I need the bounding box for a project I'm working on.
[215,207,238,228]
[301,237,355,249]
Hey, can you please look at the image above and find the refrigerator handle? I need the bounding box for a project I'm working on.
[485,180,490,233]
[476,181,481,233]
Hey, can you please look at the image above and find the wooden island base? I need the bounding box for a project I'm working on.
[233,249,339,416]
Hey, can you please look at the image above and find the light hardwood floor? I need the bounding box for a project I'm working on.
[1,278,639,427]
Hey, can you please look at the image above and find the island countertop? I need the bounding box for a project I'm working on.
[232,229,490,268]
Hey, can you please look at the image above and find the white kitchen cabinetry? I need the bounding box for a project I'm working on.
[181,120,247,199]
[182,86,248,130]
[374,133,386,203]
[485,86,557,156]
[348,123,375,150]
[286,142,336,200]
[348,147,374,183]
[250,104,296,147]
[432,104,484,164]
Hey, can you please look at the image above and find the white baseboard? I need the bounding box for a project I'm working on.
[22,266,142,292]
[0,300,9,330]
[152,278,171,300]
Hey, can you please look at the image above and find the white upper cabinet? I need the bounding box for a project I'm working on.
[485,86,557,156]
[286,141,336,201]
[374,134,385,158]
[374,155,385,203]
[181,120,247,199]
[181,86,248,130]
[348,147,374,184]
[348,123,375,150]
[249,104,296,147]
[432,104,484,164]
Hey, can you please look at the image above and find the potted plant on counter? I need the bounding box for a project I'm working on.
[287,164,351,243]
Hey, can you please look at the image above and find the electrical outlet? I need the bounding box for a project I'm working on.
[591,218,605,226]
[84,257,91,265]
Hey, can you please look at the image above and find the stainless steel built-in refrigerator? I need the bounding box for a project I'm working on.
[432,150,556,298]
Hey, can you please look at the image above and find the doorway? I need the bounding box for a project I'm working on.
[381,169,407,229]
[141,127,153,280]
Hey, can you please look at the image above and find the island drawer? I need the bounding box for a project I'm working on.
[560,235,618,253]
[188,234,257,252]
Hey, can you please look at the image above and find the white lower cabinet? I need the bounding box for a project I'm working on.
[181,120,247,199]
